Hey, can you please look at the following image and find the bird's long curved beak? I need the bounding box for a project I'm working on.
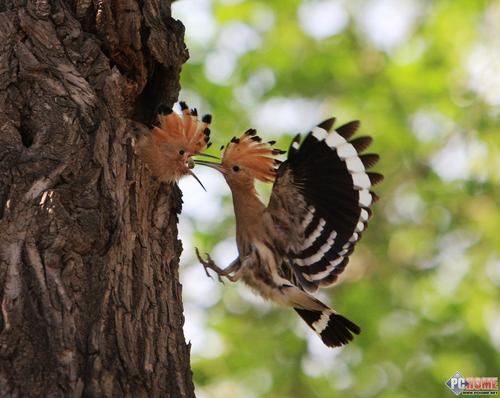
[194,159,225,174]
[188,170,207,191]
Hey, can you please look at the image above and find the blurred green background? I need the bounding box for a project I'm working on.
[172,0,500,397]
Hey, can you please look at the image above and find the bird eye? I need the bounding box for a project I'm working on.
[179,149,185,155]
[232,165,240,172]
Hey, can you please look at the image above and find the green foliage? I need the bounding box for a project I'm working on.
[175,0,500,396]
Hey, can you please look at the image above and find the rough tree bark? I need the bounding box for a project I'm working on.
[0,0,194,397]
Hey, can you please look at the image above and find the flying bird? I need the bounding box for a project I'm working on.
[195,118,383,347]
[134,101,215,188]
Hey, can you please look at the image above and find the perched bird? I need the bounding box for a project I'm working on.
[195,118,383,347]
[134,101,214,187]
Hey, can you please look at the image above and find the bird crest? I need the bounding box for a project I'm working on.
[155,101,211,155]
[134,101,215,187]
[221,129,285,183]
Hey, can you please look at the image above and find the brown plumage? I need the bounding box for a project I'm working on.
[195,119,383,348]
[221,131,280,183]
[135,102,212,183]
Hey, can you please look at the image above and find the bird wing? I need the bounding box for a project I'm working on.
[267,118,382,292]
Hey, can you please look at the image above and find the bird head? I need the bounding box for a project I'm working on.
[135,102,216,189]
[195,129,285,190]
[156,102,213,166]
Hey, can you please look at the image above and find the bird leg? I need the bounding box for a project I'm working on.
[195,248,241,283]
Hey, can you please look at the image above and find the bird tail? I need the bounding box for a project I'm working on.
[294,307,360,347]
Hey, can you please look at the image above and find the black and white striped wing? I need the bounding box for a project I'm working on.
[267,118,382,292]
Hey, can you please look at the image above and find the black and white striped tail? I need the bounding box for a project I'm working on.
[295,307,361,347]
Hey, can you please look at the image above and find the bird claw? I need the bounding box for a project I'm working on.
[195,248,225,283]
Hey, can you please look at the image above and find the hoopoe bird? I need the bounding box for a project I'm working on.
[195,118,383,347]
[134,101,214,187]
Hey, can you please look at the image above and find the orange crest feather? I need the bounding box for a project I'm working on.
[156,103,211,154]
[222,130,285,183]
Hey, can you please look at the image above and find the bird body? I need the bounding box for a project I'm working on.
[195,118,382,347]
[224,175,360,346]
[228,189,304,306]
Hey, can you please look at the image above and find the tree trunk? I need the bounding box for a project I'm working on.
[0,1,193,397]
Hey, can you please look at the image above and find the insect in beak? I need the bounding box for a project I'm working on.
[185,158,206,191]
